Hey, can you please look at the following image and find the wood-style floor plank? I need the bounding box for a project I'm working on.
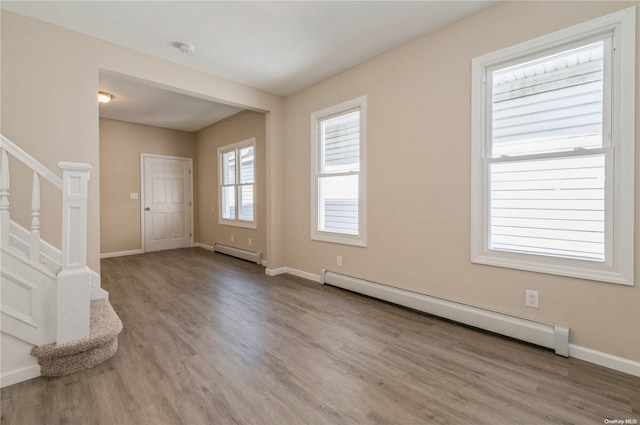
[2,248,639,424]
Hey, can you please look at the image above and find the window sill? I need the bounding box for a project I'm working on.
[471,252,633,286]
[219,219,257,230]
[312,232,367,247]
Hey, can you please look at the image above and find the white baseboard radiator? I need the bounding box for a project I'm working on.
[320,270,569,357]
[213,243,263,265]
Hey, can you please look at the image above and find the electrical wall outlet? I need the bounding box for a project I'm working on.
[337,256,343,267]
[525,290,539,308]
[248,238,252,246]
[230,235,234,242]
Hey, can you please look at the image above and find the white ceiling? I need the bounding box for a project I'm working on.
[99,72,243,132]
[3,1,497,131]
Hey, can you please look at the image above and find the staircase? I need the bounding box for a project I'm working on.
[1,135,122,387]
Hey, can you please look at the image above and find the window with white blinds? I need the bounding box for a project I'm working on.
[489,42,607,262]
[218,138,256,229]
[471,7,635,285]
[311,96,367,246]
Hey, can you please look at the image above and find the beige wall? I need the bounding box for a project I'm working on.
[283,1,640,361]
[99,119,196,254]
[1,11,285,272]
[196,111,267,255]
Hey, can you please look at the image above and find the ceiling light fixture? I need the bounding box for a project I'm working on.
[98,91,114,104]
[176,42,195,55]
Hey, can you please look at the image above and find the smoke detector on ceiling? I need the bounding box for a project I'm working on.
[176,42,195,55]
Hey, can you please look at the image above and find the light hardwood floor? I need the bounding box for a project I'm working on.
[2,248,639,424]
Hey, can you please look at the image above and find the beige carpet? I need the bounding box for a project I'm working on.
[31,299,123,377]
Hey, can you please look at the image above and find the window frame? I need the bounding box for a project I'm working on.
[470,7,635,285]
[218,138,257,229]
[311,96,367,247]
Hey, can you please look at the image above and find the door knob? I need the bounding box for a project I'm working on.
[145,207,150,211]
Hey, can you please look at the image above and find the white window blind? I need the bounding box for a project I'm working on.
[488,42,607,262]
[239,146,255,221]
[491,42,605,157]
[320,111,360,235]
[311,96,367,246]
[218,139,256,229]
[221,150,236,219]
[490,155,605,261]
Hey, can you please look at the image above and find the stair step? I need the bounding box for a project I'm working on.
[31,299,123,377]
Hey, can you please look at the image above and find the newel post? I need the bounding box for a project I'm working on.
[56,161,92,345]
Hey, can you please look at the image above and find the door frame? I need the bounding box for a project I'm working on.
[140,153,194,253]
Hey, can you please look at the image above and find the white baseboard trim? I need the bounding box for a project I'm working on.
[194,242,214,251]
[89,269,101,286]
[100,249,144,259]
[265,267,286,276]
[265,267,321,283]
[1,365,40,388]
[287,268,321,282]
[569,344,640,377]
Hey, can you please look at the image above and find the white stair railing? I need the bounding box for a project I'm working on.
[0,134,92,345]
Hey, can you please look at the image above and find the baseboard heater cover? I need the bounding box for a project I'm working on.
[320,269,569,357]
[213,243,263,265]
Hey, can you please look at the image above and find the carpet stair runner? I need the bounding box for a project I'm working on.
[31,299,123,377]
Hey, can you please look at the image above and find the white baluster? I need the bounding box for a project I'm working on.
[29,171,41,262]
[1,149,10,248]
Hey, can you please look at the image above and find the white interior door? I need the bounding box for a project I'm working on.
[143,155,192,252]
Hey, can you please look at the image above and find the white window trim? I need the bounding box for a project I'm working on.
[311,96,367,247]
[218,138,257,229]
[471,7,635,285]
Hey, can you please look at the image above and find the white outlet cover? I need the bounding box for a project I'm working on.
[130,192,138,200]
[525,290,539,308]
